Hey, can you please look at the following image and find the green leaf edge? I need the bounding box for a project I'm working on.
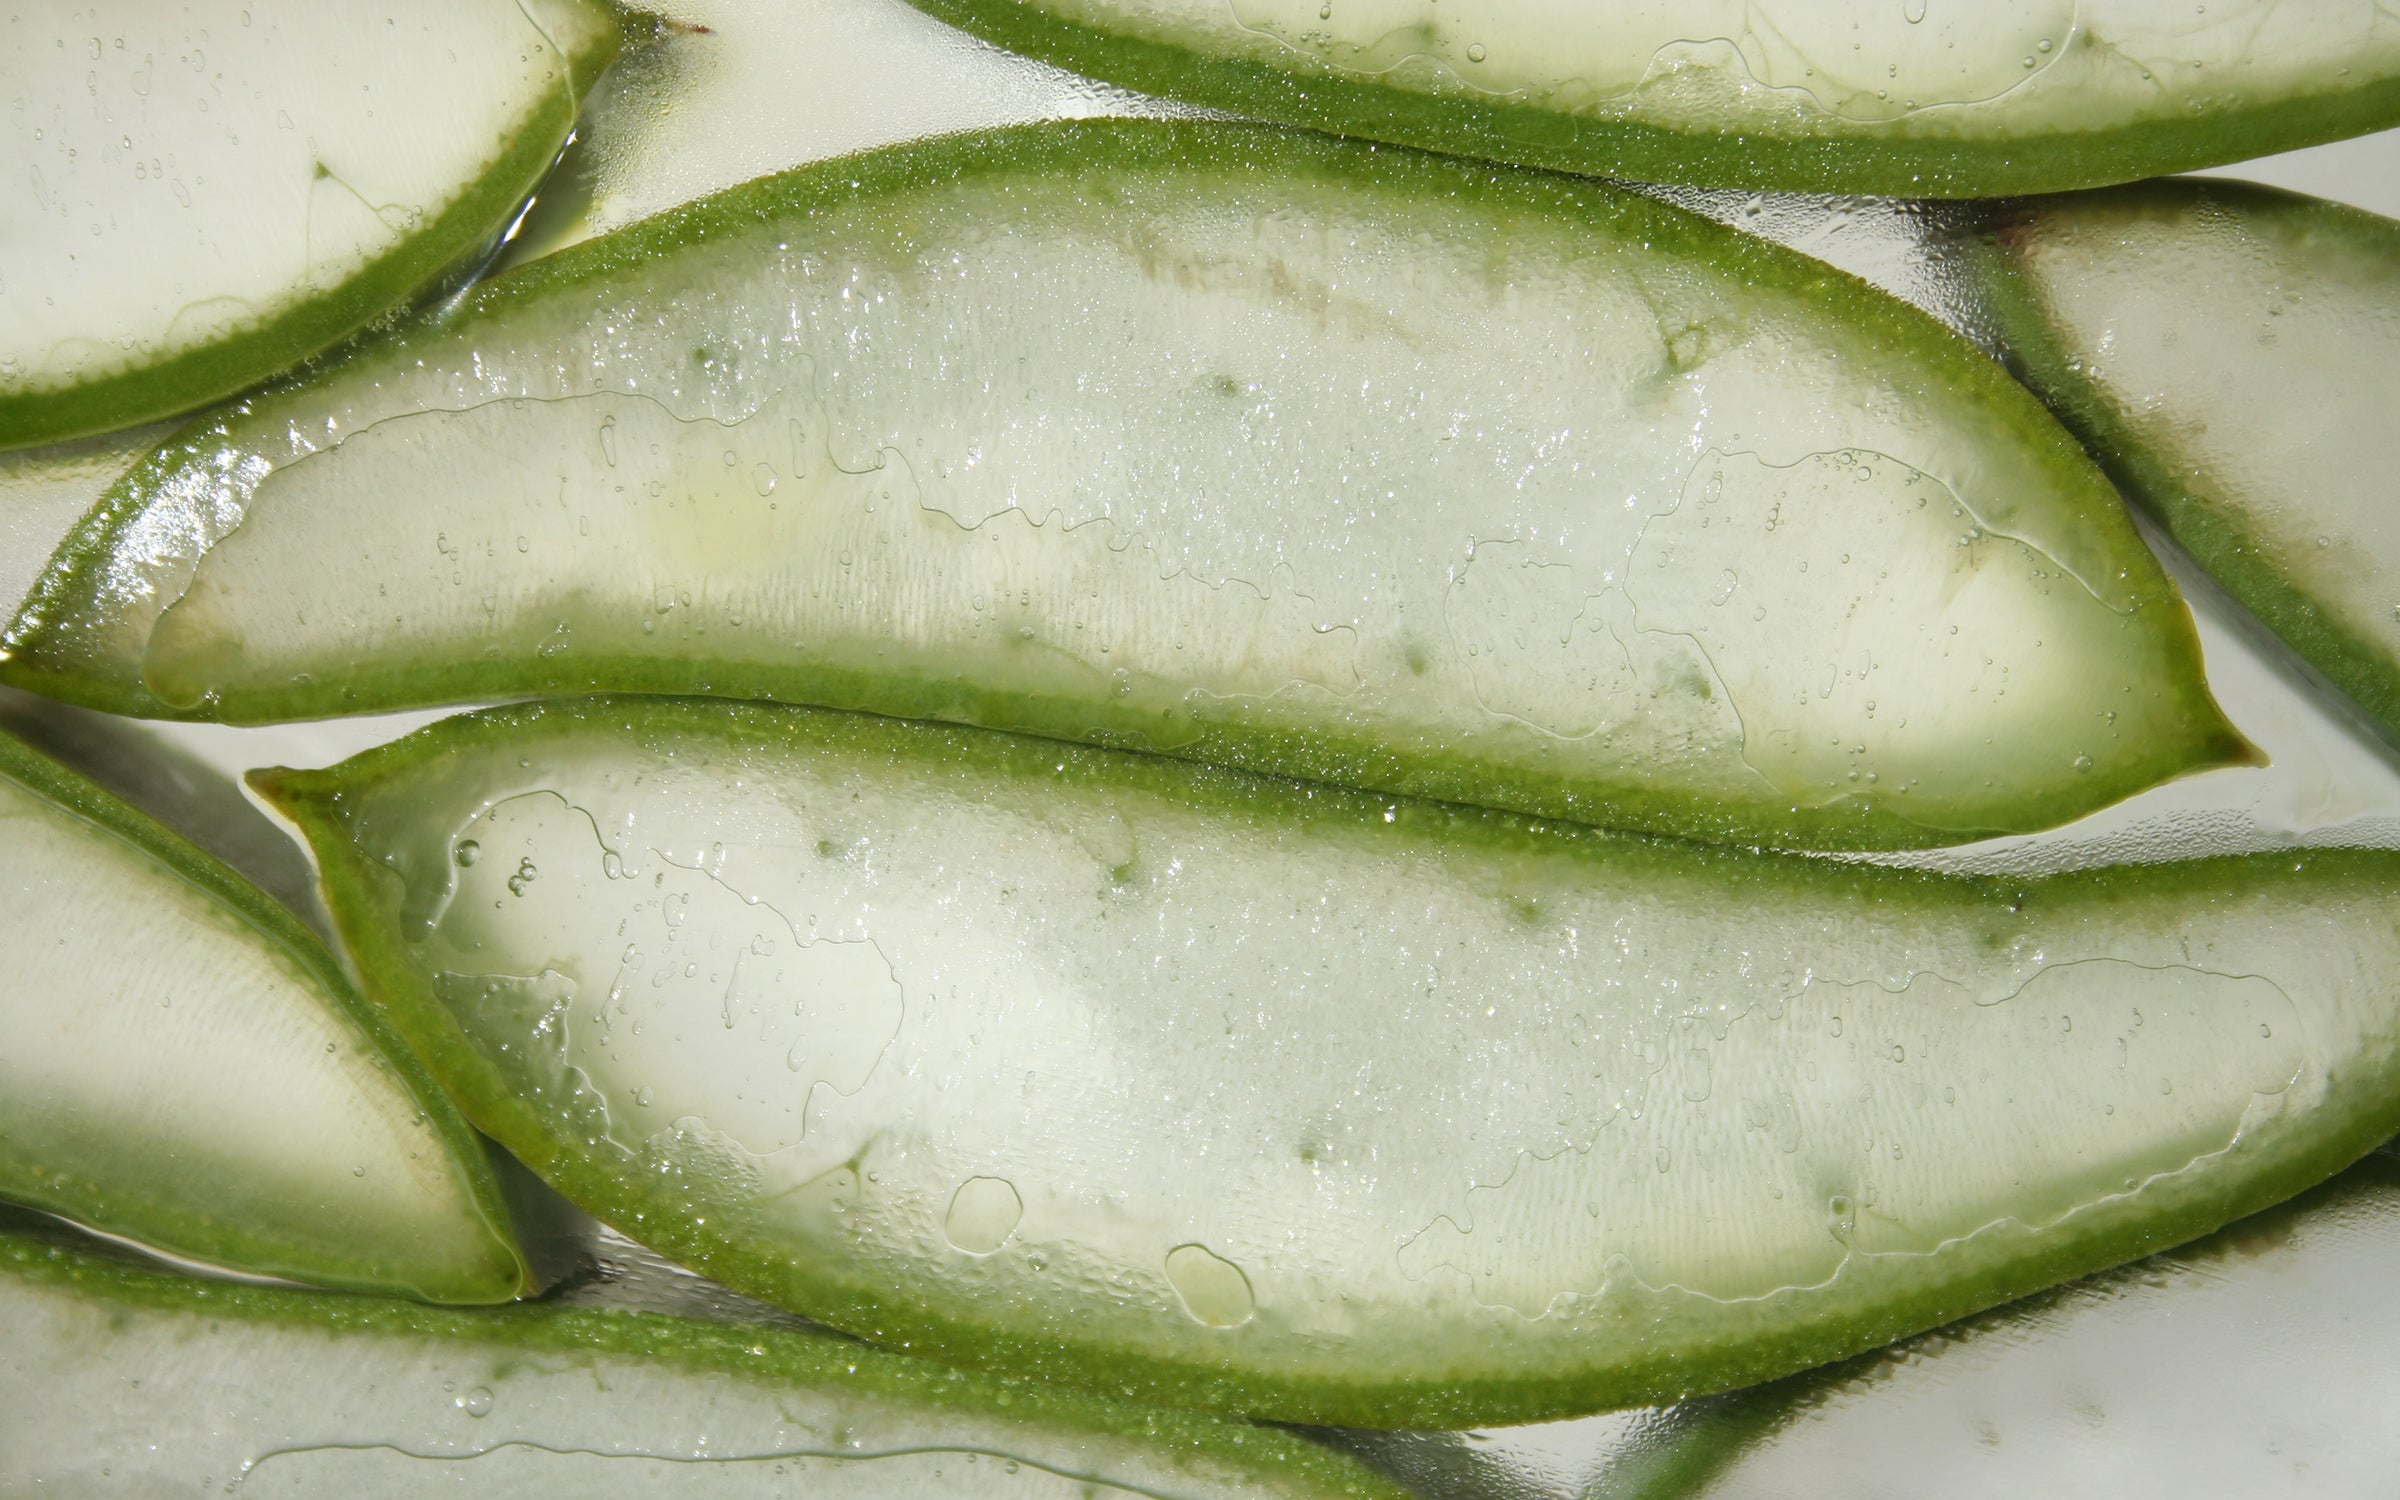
[0,2,623,452]
[255,694,2400,1429]
[1971,178,2400,749]
[4,117,2250,854]
[0,724,530,1304]
[897,0,2400,199]
[0,1221,1408,1500]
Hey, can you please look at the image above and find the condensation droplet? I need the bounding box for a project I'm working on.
[1165,1243,1255,1327]
[1828,1194,1856,1239]
[453,840,481,868]
[944,1176,1025,1254]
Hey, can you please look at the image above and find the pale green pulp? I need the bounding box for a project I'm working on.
[0,750,519,1300]
[268,699,2400,1422]
[7,125,2241,850]
[0,1230,1392,1500]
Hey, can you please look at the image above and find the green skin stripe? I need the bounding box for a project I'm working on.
[900,0,2400,199]
[1972,181,2400,748]
[0,727,529,1301]
[258,696,2400,1429]
[3,121,2251,853]
[0,1223,1407,1500]
[0,11,622,451]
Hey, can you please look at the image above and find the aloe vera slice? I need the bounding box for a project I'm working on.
[901,0,2400,197]
[260,696,2400,1426]
[0,726,526,1302]
[0,1224,1399,1500]
[0,0,621,450]
[1973,180,2400,748]
[5,123,2247,853]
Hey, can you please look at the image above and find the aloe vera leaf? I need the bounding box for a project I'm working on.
[898,0,2400,198]
[1971,178,2400,749]
[0,726,527,1302]
[0,0,621,450]
[4,121,2249,853]
[0,1222,1402,1500]
[259,695,2400,1427]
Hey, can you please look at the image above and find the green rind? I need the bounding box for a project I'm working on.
[901,0,2400,198]
[0,726,530,1303]
[0,8,622,452]
[0,1222,1406,1500]
[4,119,2250,853]
[257,695,2400,1428]
[1973,179,2400,748]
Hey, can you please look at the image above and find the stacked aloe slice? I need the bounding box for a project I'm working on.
[6,0,2400,1491]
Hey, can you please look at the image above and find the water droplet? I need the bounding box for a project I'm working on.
[752,463,777,497]
[1828,1194,1856,1239]
[456,1386,493,1418]
[1165,1243,1255,1327]
[598,416,619,467]
[453,840,481,868]
[1465,42,1486,61]
[1680,1047,1712,1102]
[944,1176,1025,1254]
[1902,0,1927,20]
[2073,753,2094,772]
[351,1165,366,1177]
